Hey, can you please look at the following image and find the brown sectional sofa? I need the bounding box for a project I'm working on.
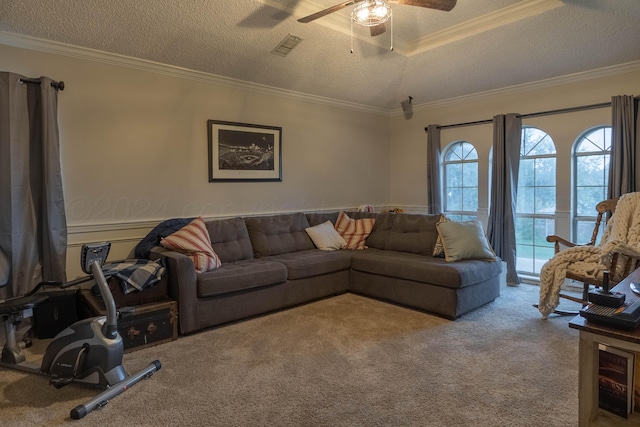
[149,211,502,335]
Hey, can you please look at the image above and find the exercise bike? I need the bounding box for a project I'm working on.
[0,242,161,420]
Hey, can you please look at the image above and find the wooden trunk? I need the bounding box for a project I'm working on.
[79,290,178,352]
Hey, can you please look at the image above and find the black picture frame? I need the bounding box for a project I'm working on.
[207,120,282,182]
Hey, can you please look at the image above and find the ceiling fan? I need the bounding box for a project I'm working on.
[298,0,457,37]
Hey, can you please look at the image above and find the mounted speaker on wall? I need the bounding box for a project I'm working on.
[401,96,413,119]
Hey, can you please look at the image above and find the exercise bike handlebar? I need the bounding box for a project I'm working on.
[90,261,118,340]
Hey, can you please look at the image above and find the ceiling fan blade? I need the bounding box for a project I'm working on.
[389,0,457,12]
[370,23,387,37]
[297,1,363,23]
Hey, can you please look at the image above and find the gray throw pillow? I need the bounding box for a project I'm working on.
[436,220,496,262]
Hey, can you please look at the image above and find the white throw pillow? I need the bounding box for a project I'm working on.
[305,221,347,251]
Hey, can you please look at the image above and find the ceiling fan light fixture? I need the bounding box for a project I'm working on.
[352,0,392,27]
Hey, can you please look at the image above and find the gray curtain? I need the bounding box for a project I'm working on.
[608,95,639,199]
[487,113,522,285]
[0,72,67,299]
[426,125,442,214]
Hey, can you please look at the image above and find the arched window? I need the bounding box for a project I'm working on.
[516,127,556,275]
[442,141,478,221]
[573,126,611,243]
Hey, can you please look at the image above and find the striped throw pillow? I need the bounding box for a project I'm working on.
[334,211,375,250]
[160,217,221,272]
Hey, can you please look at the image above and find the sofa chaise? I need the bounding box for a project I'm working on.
[146,211,502,335]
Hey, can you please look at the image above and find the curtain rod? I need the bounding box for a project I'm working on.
[424,100,614,132]
[19,77,65,91]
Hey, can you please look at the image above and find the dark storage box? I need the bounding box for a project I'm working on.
[79,290,178,352]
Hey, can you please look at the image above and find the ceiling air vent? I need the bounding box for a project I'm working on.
[271,34,303,57]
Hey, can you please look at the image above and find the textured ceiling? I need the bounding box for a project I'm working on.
[0,0,639,110]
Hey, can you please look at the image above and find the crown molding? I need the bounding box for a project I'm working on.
[3,30,638,120]
[405,0,564,56]
[390,60,640,116]
[0,30,388,116]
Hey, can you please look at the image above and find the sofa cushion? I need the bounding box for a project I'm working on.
[197,259,287,298]
[306,212,339,227]
[267,249,352,280]
[436,220,496,262]
[245,213,315,257]
[205,217,254,263]
[160,217,221,273]
[307,212,392,249]
[348,212,394,250]
[384,213,441,256]
[350,250,502,288]
[335,211,375,250]
[305,221,346,251]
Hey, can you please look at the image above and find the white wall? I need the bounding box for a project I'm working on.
[0,43,391,277]
[2,38,639,279]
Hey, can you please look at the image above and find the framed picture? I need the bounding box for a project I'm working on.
[207,120,282,182]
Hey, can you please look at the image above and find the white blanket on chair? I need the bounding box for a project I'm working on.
[538,192,640,318]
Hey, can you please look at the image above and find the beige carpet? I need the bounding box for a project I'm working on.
[1,284,579,426]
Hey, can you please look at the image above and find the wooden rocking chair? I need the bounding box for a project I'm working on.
[546,197,640,311]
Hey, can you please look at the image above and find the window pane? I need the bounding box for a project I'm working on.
[594,222,607,245]
[522,128,543,154]
[534,247,554,273]
[535,187,555,214]
[462,188,478,211]
[575,187,606,216]
[445,146,462,161]
[446,163,462,187]
[534,218,554,246]
[519,158,534,187]
[462,162,477,187]
[462,143,478,160]
[447,187,462,211]
[516,217,533,245]
[575,221,595,245]
[576,155,607,186]
[576,128,611,152]
[535,158,556,186]
[517,187,534,214]
[516,244,534,272]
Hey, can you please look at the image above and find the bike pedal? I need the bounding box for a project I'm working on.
[50,376,74,389]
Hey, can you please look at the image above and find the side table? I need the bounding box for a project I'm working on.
[569,267,640,426]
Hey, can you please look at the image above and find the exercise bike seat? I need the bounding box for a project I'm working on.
[0,295,49,317]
